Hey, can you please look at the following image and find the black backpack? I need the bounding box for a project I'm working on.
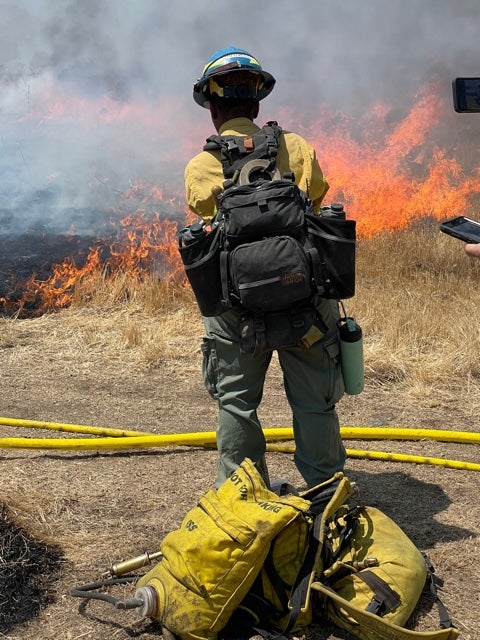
[179,122,356,351]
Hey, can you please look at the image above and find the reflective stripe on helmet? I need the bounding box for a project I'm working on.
[202,52,262,78]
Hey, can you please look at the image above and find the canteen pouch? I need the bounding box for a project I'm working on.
[306,214,356,299]
[179,224,224,317]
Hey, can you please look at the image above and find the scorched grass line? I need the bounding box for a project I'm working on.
[0,504,64,634]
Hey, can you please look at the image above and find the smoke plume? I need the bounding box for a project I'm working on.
[1,0,479,234]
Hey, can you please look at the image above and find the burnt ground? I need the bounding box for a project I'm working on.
[0,209,183,317]
[0,505,63,634]
[0,232,107,315]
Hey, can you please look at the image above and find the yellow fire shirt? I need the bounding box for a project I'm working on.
[184,117,329,221]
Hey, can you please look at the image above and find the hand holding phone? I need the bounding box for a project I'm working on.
[439,216,480,244]
[464,243,480,259]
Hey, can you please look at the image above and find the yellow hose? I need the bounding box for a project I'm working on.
[340,426,480,445]
[0,417,152,437]
[344,449,480,472]
[1,419,480,445]
[0,432,217,450]
[1,433,478,472]
[266,443,480,472]
[0,418,478,471]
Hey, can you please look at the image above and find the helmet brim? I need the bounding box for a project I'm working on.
[193,69,276,108]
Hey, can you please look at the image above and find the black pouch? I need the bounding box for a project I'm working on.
[306,214,356,299]
[178,224,224,317]
[219,179,307,248]
[229,236,312,312]
[239,305,325,354]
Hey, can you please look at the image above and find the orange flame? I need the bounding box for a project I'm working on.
[1,211,187,317]
[304,82,480,237]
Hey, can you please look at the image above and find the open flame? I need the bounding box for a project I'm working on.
[2,80,480,317]
[0,209,192,317]
[304,80,480,235]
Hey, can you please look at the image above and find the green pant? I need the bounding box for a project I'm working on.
[202,298,346,488]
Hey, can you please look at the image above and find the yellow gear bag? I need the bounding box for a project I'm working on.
[136,458,324,640]
[312,505,459,640]
[136,459,458,640]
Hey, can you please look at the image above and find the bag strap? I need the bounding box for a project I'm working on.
[283,476,357,633]
[326,505,361,565]
[219,250,231,308]
[306,246,327,297]
[285,503,361,632]
[253,314,267,353]
[422,553,457,632]
[203,121,282,179]
[283,531,320,634]
[262,544,292,612]
[357,570,402,616]
[311,581,459,640]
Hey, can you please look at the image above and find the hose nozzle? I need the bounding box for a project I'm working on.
[109,551,163,577]
[350,557,378,570]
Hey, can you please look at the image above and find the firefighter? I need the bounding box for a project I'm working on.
[184,47,346,488]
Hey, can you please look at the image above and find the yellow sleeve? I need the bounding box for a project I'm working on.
[310,150,330,212]
[184,151,224,222]
[279,132,329,212]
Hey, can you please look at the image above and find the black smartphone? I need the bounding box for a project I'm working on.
[452,77,480,113]
[439,216,480,244]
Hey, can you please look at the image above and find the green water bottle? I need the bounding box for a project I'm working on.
[338,316,364,395]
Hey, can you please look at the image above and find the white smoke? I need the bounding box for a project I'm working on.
[1,0,479,233]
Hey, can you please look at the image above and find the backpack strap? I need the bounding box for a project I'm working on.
[307,246,327,297]
[261,121,282,159]
[253,314,267,353]
[357,570,402,616]
[203,121,283,180]
[219,249,231,308]
[283,528,321,634]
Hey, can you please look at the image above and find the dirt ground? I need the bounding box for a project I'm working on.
[1,309,479,640]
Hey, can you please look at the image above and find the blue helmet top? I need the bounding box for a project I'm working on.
[193,46,276,108]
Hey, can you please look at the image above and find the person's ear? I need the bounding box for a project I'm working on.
[210,102,219,121]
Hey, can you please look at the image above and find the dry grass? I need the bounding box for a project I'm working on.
[351,227,480,398]
[59,225,480,399]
